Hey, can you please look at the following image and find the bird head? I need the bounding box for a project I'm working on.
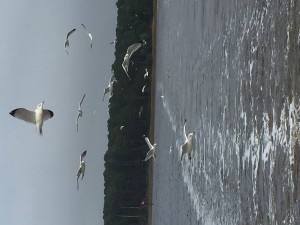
[188,132,195,139]
[37,101,44,109]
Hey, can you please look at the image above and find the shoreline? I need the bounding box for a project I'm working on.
[146,0,157,224]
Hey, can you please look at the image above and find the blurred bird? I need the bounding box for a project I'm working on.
[122,42,142,79]
[143,135,157,162]
[64,28,76,55]
[180,119,195,161]
[103,72,117,101]
[76,94,86,132]
[77,150,87,190]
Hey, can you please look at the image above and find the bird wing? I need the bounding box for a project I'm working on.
[81,24,87,30]
[144,149,154,161]
[126,43,142,58]
[43,110,54,121]
[144,136,153,150]
[122,61,131,80]
[79,94,86,106]
[10,108,36,124]
[76,113,80,131]
[80,151,87,162]
[183,119,187,140]
[66,28,76,39]
[103,87,110,101]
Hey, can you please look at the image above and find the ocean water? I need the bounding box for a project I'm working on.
[152,0,300,224]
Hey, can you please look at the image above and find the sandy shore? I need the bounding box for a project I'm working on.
[146,0,157,224]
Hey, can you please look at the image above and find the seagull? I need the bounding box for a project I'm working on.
[76,94,86,132]
[143,135,157,162]
[139,106,143,118]
[180,119,195,161]
[103,73,117,101]
[64,28,76,55]
[144,69,149,79]
[142,85,146,94]
[9,102,54,135]
[110,40,117,45]
[120,125,124,130]
[122,42,142,79]
[81,24,93,48]
[77,150,87,191]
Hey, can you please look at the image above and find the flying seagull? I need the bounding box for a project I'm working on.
[142,85,146,94]
[120,125,124,131]
[180,119,195,161]
[64,28,76,55]
[122,42,142,79]
[103,72,117,101]
[77,150,87,191]
[143,135,157,162]
[81,24,93,48]
[9,101,54,135]
[139,106,143,118]
[76,94,86,132]
[144,69,149,79]
[110,40,117,45]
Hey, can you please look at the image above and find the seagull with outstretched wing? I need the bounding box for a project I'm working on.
[76,94,86,132]
[122,42,142,79]
[180,119,195,161]
[103,72,117,101]
[9,101,54,135]
[77,150,87,190]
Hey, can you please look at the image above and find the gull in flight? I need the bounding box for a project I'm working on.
[138,106,143,118]
[122,42,142,79]
[120,125,124,131]
[142,85,146,94]
[143,135,157,162]
[144,69,149,79]
[64,28,76,55]
[77,150,87,191]
[81,24,93,48]
[180,119,195,161]
[103,72,117,101]
[9,102,54,135]
[76,94,86,132]
[110,40,117,45]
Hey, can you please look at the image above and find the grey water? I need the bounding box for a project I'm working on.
[152,0,300,224]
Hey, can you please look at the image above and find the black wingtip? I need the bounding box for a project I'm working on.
[48,110,54,118]
[9,109,18,117]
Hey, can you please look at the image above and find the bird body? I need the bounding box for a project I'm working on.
[180,119,195,161]
[9,102,54,135]
[144,69,149,79]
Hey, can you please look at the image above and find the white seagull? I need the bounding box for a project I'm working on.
[76,94,86,132]
[144,69,149,79]
[138,106,143,118]
[9,102,54,135]
[120,126,124,131]
[122,42,142,79]
[64,28,76,55]
[180,119,195,161]
[143,135,157,162]
[142,85,146,94]
[103,72,117,101]
[77,150,87,191]
[81,24,93,48]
